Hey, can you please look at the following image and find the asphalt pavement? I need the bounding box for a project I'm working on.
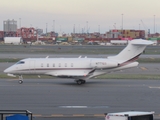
[0,78,160,120]
[0,45,160,120]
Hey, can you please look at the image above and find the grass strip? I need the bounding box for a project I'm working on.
[137,58,160,63]
[0,58,21,63]
[96,74,160,80]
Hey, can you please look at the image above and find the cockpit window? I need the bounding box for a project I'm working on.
[16,61,25,64]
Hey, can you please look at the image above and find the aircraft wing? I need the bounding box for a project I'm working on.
[45,69,95,78]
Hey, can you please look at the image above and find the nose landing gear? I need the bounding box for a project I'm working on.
[18,75,23,84]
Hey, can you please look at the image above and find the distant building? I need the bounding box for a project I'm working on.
[106,29,145,40]
[3,19,17,37]
[3,19,17,32]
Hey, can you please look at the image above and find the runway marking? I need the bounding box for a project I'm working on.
[51,114,64,117]
[7,79,18,81]
[30,114,160,118]
[33,114,42,117]
[58,106,109,108]
[94,114,104,117]
[149,86,160,89]
[140,67,147,70]
[59,106,87,108]
[73,114,85,117]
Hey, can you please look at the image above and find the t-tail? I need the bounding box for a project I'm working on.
[108,39,153,65]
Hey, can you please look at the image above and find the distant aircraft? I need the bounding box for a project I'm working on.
[4,39,153,85]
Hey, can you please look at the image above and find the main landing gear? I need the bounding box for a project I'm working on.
[18,75,23,84]
[75,79,86,85]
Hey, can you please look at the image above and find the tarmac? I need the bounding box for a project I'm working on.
[0,45,160,120]
[0,78,160,120]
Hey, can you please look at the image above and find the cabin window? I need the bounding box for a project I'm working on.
[41,63,43,67]
[16,61,25,64]
[47,63,49,67]
[71,63,73,67]
[59,63,61,67]
[53,63,55,67]
[65,63,67,67]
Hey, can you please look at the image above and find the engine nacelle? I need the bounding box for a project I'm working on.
[90,59,118,69]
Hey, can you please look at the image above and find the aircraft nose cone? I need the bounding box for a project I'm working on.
[4,68,10,73]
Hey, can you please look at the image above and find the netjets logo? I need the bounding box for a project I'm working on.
[106,116,110,119]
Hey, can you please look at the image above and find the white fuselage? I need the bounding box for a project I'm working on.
[4,57,138,79]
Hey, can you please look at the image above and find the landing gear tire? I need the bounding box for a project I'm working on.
[18,80,23,84]
[77,80,82,85]
[76,80,86,85]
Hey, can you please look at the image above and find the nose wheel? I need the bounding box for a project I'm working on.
[18,80,23,84]
[18,75,23,84]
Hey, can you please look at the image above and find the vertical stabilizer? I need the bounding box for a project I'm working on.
[108,39,153,63]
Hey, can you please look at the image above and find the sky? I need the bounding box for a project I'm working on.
[0,0,160,34]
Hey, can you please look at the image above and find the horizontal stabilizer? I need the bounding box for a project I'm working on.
[130,39,153,46]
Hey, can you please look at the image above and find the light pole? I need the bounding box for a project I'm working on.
[73,24,75,33]
[121,14,123,30]
[86,21,88,34]
[19,18,21,37]
[19,18,21,28]
[154,15,155,34]
[46,23,48,35]
[53,20,55,32]
[36,27,39,42]
[60,25,61,33]
[121,14,123,38]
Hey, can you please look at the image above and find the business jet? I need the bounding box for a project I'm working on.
[4,39,153,85]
